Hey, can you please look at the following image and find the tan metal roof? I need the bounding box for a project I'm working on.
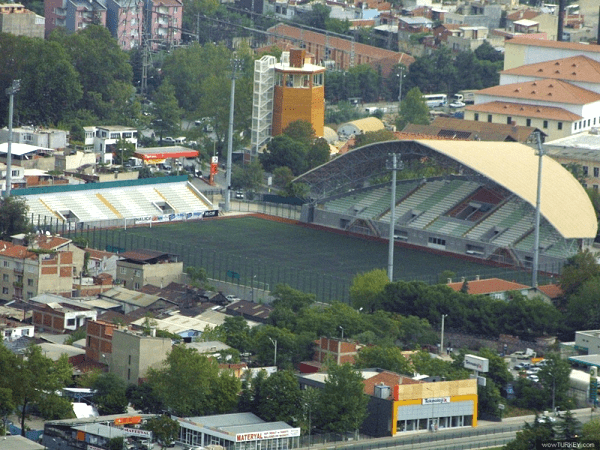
[416,140,597,239]
[344,117,385,133]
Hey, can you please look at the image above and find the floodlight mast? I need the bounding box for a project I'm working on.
[225,58,244,213]
[4,80,21,198]
[532,132,544,287]
[387,153,403,282]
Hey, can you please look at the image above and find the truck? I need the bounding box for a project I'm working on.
[458,90,477,105]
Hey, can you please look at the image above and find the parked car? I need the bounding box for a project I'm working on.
[526,367,541,375]
[449,101,466,108]
[528,374,540,383]
[536,414,555,423]
[163,137,175,144]
[226,295,240,302]
[235,191,244,199]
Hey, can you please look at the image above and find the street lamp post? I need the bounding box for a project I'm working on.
[339,325,344,340]
[4,79,21,197]
[386,153,404,282]
[268,336,277,367]
[225,57,244,213]
[440,314,448,355]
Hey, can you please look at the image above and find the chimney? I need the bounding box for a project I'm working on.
[475,275,480,281]
[461,277,465,282]
[150,326,156,337]
[447,278,452,284]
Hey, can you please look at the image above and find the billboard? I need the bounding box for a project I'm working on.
[464,354,489,372]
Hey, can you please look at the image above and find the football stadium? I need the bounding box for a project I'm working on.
[294,139,597,273]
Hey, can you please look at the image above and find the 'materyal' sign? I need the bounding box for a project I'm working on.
[236,429,301,442]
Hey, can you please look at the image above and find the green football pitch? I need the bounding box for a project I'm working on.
[77,216,544,303]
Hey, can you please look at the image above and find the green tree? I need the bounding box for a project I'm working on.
[581,417,600,441]
[107,437,125,450]
[505,419,556,450]
[113,139,136,165]
[566,277,600,330]
[260,135,308,175]
[396,87,430,130]
[284,120,315,145]
[538,353,572,411]
[147,345,241,416]
[349,269,389,312]
[474,40,504,62]
[7,345,73,435]
[126,383,163,414]
[145,415,180,446]
[273,166,295,190]
[560,249,600,298]
[231,160,264,191]
[91,373,128,415]
[355,345,413,374]
[153,81,182,138]
[221,316,251,353]
[307,138,331,171]
[257,370,302,425]
[0,196,31,240]
[49,25,135,122]
[0,388,14,434]
[556,410,580,440]
[354,130,396,148]
[316,364,369,435]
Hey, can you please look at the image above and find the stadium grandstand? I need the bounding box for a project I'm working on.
[294,140,597,272]
[17,176,216,228]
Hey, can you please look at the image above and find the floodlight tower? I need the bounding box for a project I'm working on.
[532,132,544,287]
[225,57,244,213]
[4,79,21,198]
[387,153,403,282]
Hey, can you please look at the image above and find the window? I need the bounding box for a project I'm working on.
[595,167,599,177]
[526,118,531,127]
[23,329,29,336]
[134,269,141,277]
[27,279,33,286]
[312,73,323,87]
[595,185,599,191]
[275,72,283,86]
[583,183,588,188]
[128,368,131,380]
[474,113,479,121]
[558,122,563,130]
[110,133,120,139]
[3,261,8,268]
[2,274,8,282]
[487,115,492,123]
[128,355,132,364]
[428,237,446,246]
[120,267,127,275]
[583,166,589,176]
[67,318,75,326]
[134,282,140,290]
[506,116,512,125]
[2,287,7,294]
[26,292,33,299]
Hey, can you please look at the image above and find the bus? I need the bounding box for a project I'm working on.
[422,94,447,108]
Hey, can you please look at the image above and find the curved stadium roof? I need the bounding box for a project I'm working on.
[294,139,597,240]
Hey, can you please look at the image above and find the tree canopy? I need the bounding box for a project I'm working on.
[0,196,31,240]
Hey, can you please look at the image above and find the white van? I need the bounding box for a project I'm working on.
[174,136,187,144]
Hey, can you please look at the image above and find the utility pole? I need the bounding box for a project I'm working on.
[225,57,244,213]
[532,132,544,287]
[268,336,277,366]
[440,314,448,355]
[5,80,20,198]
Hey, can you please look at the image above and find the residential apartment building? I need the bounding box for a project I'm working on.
[144,0,182,50]
[44,0,107,37]
[0,3,44,38]
[443,2,502,29]
[505,9,558,40]
[31,302,97,333]
[267,23,414,71]
[0,318,34,341]
[313,337,361,365]
[0,242,74,301]
[105,0,144,49]
[446,26,503,52]
[85,319,119,363]
[110,328,172,383]
[82,125,138,164]
[0,126,68,150]
[116,249,183,290]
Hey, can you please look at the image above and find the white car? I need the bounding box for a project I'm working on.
[163,136,175,144]
[226,295,240,302]
[449,101,466,108]
[528,374,540,383]
[526,367,541,375]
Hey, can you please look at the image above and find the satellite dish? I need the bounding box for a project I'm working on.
[45,231,51,236]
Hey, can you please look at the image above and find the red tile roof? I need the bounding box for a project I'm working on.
[537,283,563,299]
[477,78,600,105]
[363,371,421,397]
[446,278,530,295]
[501,55,600,84]
[465,101,582,121]
[34,235,71,250]
[507,36,600,53]
[85,248,117,260]
[506,9,541,21]
[0,241,35,259]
